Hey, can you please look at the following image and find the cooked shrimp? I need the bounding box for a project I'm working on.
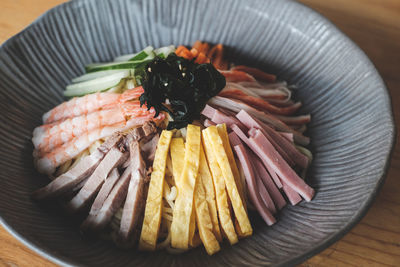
[36,112,165,174]
[42,87,144,124]
[33,101,155,155]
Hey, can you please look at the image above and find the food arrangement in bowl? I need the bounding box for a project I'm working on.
[32,41,315,255]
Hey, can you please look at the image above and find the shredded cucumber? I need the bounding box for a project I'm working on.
[72,70,129,83]
[113,46,155,62]
[154,45,176,58]
[64,70,132,96]
[85,60,151,73]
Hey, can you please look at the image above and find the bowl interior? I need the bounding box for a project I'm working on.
[0,0,394,266]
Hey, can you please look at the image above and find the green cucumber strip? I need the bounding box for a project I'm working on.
[64,70,131,96]
[114,46,154,62]
[72,69,128,83]
[85,60,151,73]
[154,45,175,58]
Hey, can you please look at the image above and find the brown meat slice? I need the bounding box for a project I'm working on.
[67,144,128,212]
[140,133,159,163]
[32,132,124,200]
[89,166,132,230]
[119,141,148,242]
[80,168,120,230]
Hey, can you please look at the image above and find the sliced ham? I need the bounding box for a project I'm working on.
[67,145,129,212]
[236,110,308,169]
[281,179,302,205]
[233,144,276,226]
[255,174,276,214]
[208,96,309,145]
[248,126,295,167]
[203,119,216,128]
[119,141,148,242]
[247,129,314,201]
[32,132,124,200]
[252,158,287,210]
[201,104,246,130]
[263,160,283,189]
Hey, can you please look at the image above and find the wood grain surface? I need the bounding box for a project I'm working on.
[0,0,399,266]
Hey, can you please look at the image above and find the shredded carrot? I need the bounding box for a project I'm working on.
[190,48,199,58]
[207,44,228,70]
[199,43,210,55]
[175,45,187,56]
[192,41,203,51]
[232,65,276,83]
[195,52,210,64]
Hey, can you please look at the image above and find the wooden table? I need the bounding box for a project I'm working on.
[1,0,399,266]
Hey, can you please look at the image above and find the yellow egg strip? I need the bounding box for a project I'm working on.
[139,130,173,251]
[199,144,222,242]
[171,125,201,250]
[216,123,247,210]
[202,130,238,245]
[204,126,252,237]
[194,149,221,255]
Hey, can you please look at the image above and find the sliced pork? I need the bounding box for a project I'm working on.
[32,132,124,200]
[67,144,129,212]
[81,168,120,230]
[89,165,132,231]
[119,141,148,242]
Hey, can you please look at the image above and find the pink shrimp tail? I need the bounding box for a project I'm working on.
[119,86,144,103]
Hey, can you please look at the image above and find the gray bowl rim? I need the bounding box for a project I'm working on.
[0,0,396,266]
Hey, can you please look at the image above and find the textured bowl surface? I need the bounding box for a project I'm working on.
[0,0,395,266]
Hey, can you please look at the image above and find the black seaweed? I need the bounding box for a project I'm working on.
[139,53,226,129]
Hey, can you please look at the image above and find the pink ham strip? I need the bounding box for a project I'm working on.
[208,96,309,145]
[228,131,242,146]
[256,175,277,214]
[252,158,287,210]
[229,131,279,213]
[247,129,314,201]
[233,144,276,226]
[201,105,246,130]
[281,179,302,205]
[231,127,283,188]
[203,119,216,127]
[263,159,283,189]
[236,110,308,169]
[248,127,295,167]
[201,104,216,119]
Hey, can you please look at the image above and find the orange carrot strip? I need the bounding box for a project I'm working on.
[190,48,199,58]
[175,45,187,55]
[195,52,209,64]
[232,65,276,83]
[192,41,204,51]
